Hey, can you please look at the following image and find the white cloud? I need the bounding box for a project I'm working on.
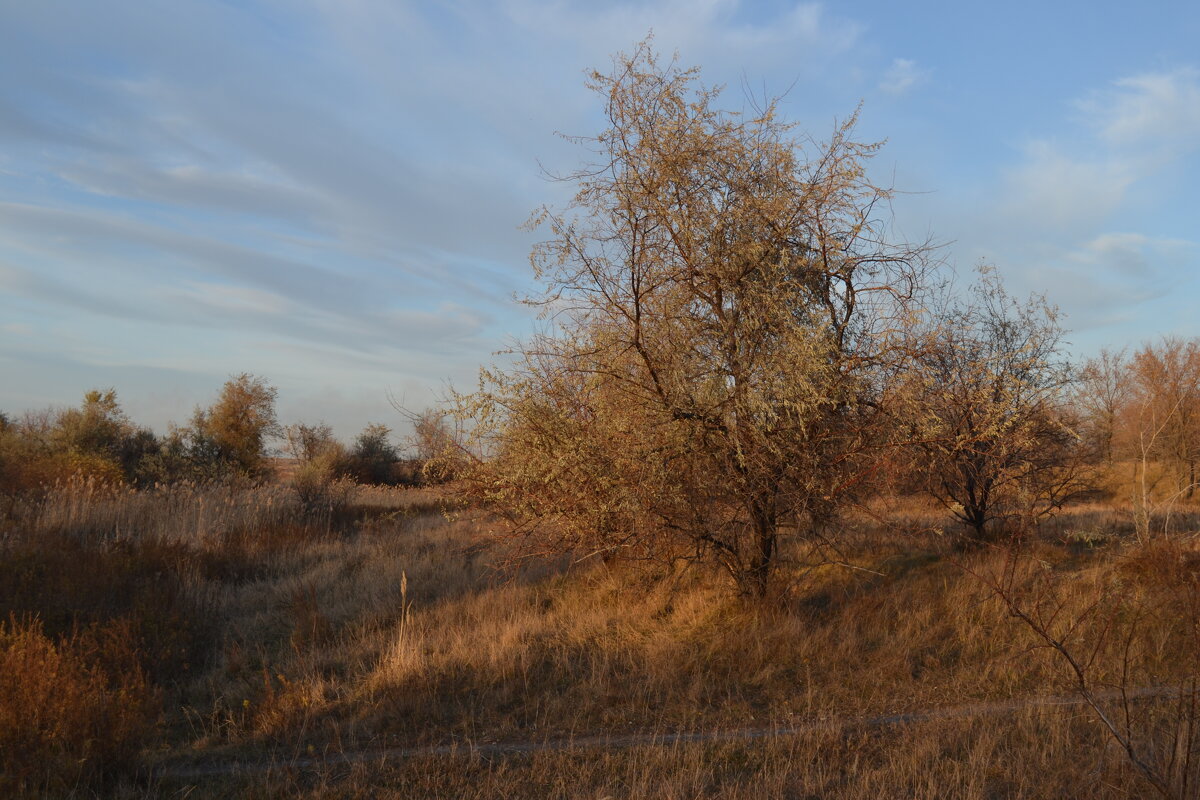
[1066,232,1193,277]
[1002,141,1134,232]
[878,58,926,95]
[495,0,862,75]
[1001,67,1200,234]
[1006,232,1196,332]
[1081,68,1200,152]
[978,69,1200,340]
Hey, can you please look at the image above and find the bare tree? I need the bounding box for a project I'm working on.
[976,539,1200,798]
[1128,338,1200,500]
[911,270,1088,542]
[406,409,455,462]
[449,39,932,596]
[1076,347,1129,466]
[283,422,339,464]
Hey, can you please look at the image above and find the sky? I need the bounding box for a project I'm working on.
[2,0,1199,439]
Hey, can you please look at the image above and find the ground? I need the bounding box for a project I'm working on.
[1,483,1196,797]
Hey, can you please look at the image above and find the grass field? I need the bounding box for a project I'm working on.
[2,481,1198,798]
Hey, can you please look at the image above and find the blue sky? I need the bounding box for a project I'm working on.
[2,1,1199,437]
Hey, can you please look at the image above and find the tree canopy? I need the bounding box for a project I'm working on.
[450,40,933,595]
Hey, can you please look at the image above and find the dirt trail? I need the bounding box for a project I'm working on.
[157,686,1172,780]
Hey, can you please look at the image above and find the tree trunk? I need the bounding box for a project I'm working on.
[965,509,988,545]
[745,497,778,599]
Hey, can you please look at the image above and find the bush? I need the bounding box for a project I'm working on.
[291,451,356,517]
[0,430,125,495]
[346,423,401,485]
[0,392,163,493]
[0,616,159,796]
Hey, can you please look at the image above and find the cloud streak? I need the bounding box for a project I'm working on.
[2,1,1199,433]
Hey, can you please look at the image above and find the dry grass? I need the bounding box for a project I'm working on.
[0,616,158,796]
[2,480,1199,796]
[156,708,1151,799]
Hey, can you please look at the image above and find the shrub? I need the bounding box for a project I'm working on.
[0,433,124,495]
[0,616,159,796]
[291,451,356,517]
[346,423,401,485]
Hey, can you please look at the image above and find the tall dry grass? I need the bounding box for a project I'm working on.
[2,478,1199,797]
[0,616,159,796]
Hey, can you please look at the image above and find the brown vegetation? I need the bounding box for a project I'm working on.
[448,40,931,597]
[7,38,1200,800]
[907,271,1089,541]
[0,475,1196,797]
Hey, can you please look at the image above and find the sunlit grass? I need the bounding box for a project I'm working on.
[2,479,1197,797]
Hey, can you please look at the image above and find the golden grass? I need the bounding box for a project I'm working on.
[2,481,1199,797]
[0,616,158,796]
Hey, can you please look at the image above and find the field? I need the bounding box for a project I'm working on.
[2,480,1198,798]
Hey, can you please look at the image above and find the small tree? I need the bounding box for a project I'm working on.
[404,408,461,483]
[911,270,1087,542]
[409,409,455,462]
[52,389,160,483]
[1076,348,1129,467]
[980,533,1200,798]
[451,40,930,596]
[189,374,281,480]
[53,390,127,456]
[283,422,339,464]
[1127,338,1200,500]
[348,423,399,485]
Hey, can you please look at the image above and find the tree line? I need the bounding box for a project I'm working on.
[0,373,450,493]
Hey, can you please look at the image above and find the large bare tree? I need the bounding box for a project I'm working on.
[451,40,931,596]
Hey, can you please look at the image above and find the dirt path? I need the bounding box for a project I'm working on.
[157,686,1171,780]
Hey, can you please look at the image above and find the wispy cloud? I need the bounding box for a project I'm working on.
[1020,232,1195,330]
[1067,232,1194,278]
[2,0,1199,430]
[878,58,927,95]
[1082,68,1200,153]
[1002,142,1134,231]
[1002,68,1200,234]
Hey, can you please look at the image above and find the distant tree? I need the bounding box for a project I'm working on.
[409,410,454,462]
[283,422,339,463]
[53,390,155,479]
[349,423,399,485]
[130,427,196,486]
[403,407,463,484]
[1126,337,1200,499]
[53,389,128,456]
[47,389,160,484]
[1076,348,1129,466]
[0,396,137,491]
[189,374,281,480]
[911,271,1087,542]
